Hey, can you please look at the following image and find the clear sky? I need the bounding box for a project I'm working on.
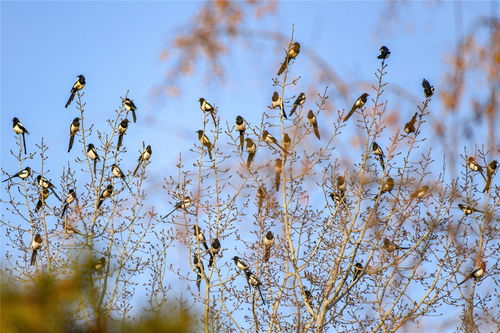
[1,1,496,331]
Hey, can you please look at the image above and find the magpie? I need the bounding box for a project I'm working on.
[343,93,369,122]
[30,233,43,266]
[133,145,152,176]
[382,238,409,252]
[245,270,266,304]
[163,196,191,219]
[122,98,137,123]
[65,75,86,108]
[404,113,418,135]
[209,238,221,267]
[372,141,385,171]
[97,184,113,209]
[263,231,274,263]
[245,138,256,168]
[3,167,31,183]
[274,158,283,191]
[68,117,80,153]
[199,98,217,126]
[35,188,50,212]
[235,116,246,152]
[483,160,498,193]
[307,110,320,140]
[377,46,390,59]
[458,261,486,285]
[289,92,305,117]
[422,79,434,98]
[277,42,300,76]
[87,144,100,175]
[111,164,132,193]
[193,225,208,251]
[117,119,129,151]
[271,91,286,119]
[197,130,213,160]
[60,189,77,218]
[12,117,29,154]
[374,176,394,200]
[36,175,62,201]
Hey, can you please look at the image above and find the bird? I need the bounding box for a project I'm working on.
[271,91,286,119]
[274,158,283,191]
[63,222,83,236]
[245,270,266,304]
[117,119,129,151]
[382,238,409,252]
[193,253,204,293]
[111,164,132,193]
[122,98,137,123]
[467,157,486,181]
[329,191,346,207]
[458,204,483,216]
[262,130,284,151]
[232,256,249,271]
[375,177,394,200]
[87,144,100,175]
[483,160,498,193]
[404,113,418,135]
[372,141,385,171]
[209,238,221,267]
[289,92,306,117]
[245,138,256,168]
[68,117,80,153]
[65,75,86,108]
[94,257,106,273]
[307,110,320,140]
[60,189,77,218]
[337,176,347,193]
[133,145,152,176]
[410,185,430,200]
[353,262,363,281]
[283,133,291,153]
[162,196,191,219]
[12,117,29,154]
[30,233,43,266]
[197,130,213,160]
[199,98,217,126]
[422,79,434,98]
[377,46,391,59]
[458,261,486,285]
[192,225,208,251]
[35,188,50,212]
[277,42,300,76]
[235,116,246,152]
[36,175,62,202]
[256,186,267,214]
[263,231,274,263]
[97,184,113,209]
[304,290,312,305]
[3,167,31,183]
[343,93,369,122]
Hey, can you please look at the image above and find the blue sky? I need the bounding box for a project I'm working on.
[1,1,496,331]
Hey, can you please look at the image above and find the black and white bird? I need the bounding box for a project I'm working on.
[404,112,418,135]
[235,116,246,152]
[3,167,31,183]
[209,238,221,267]
[307,110,320,140]
[245,270,266,304]
[12,117,29,154]
[458,204,483,216]
[162,196,191,219]
[197,130,213,160]
[372,141,385,171]
[199,98,217,125]
[60,189,77,218]
[422,79,434,98]
[65,75,86,108]
[289,92,306,117]
[245,138,256,168]
[232,256,249,271]
[274,158,283,191]
[483,160,498,193]
[94,257,106,273]
[97,184,113,209]
[271,91,286,119]
[68,117,80,153]
[35,188,50,212]
[277,42,301,76]
[343,93,369,122]
[192,225,209,251]
[263,231,274,263]
[458,261,486,285]
[30,233,43,266]
[133,145,152,176]
[262,130,284,151]
[377,46,391,60]
[117,119,129,151]
[374,177,394,200]
[193,253,204,293]
[87,144,100,175]
[122,98,137,123]
[111,164,132,193]
[36,175,62,202]
[353,262,363,281]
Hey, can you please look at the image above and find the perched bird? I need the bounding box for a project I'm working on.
[263,231,274,263]
[122,97,137,123]
[422,79,434,98]
[458,204,483,216]
[372,142,385,171]
[68,117,80,153]
[337,176,347,193]
[458,261,486,286]
[111,164,132,193]
[245,270,266,304]
[197,130,213,160]
[36,175,62,202]
[274,158,283,191]
[199,98,217,125]
[193,253,204,293]
[209,238,221,268]
[467,157,486,181]
[304,290,312,305]
[97,184,113,209]
[262,130,284,151]
[353,262,363,281]
[63,222,83,236]
[65,75,86,108]
[133,145,152,176]
[343,93,369,122]
[256,186,267,214]
[60,189,77,218]
[193,225,208,251]
[245,138,256,168]
[3,167,31,183]
[307,110,320,140]
[117,119,129,151]
[382,238,409,252]
[35,188,50,212]
[94,257,105,273]
[404,113,418,135]
[30,233,43,266]
[289,92,306,117]
[163,196,191,219]
[329,191,346,207]
[235,116,246,152]
[377,46,391,60]
[87,144,100,175]
[271,91,286,119]
[283,133,291,153]
[483,160,498,193]
[12,117,29,154]
[410,185,430,200]
[232,256,249,271]
[277,42,300,76]
[375,177,394,200]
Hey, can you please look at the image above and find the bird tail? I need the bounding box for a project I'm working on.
[275,142,285,152]
[117,134,123,151]
[97,198,104,209]
[133,161,142,177]
[263,247,271,263]
[196,269,202,293]
[93,160,97,175]
[239,132,244,152]
[65,90,75,108]
[2,176,12,183]
[257,285,266,304]
[22,133,27,154]
[61,203,68,218]
[123,178,133,194]
[131,110,137,123]
[30,250,38,266]
[162,208,176,220]
[50,188,62,202]
[210,112,217,127]
[479,170,487,182]
[208,147,213,160]
[202,241,209,251]
[281,104,287,119]
[313,122,320,140]
[277,56,290,76]
[275,172,280,192]
[483,176,492,193]
[343,106,357,122]
[35,199,43,212]
[68,135,75,153]
[378,156,385,171]
[247,152,255,169]
[289,104,298,117]
[209,253,214,268]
